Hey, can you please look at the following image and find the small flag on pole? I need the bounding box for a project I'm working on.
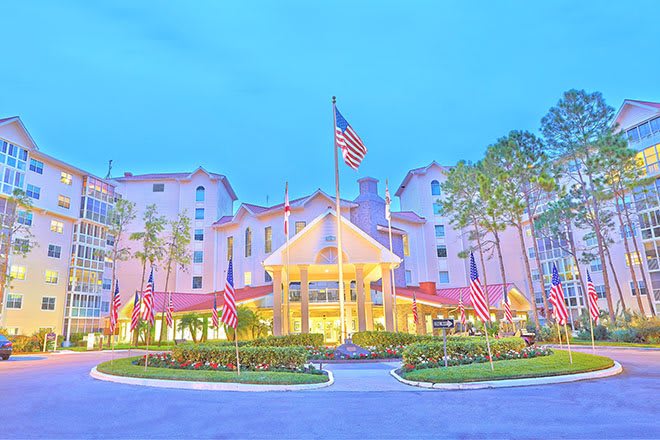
[212,295,219,328]
[503,290,513,324]
[412,291,418,324]
[130,291,141,332]
[459,292,467,326]
[166,293,174,328]
[221,259,238,329]
[334,106,367,170]
[469,253,491,323]
[141,268,155,325]
[549,264,569,325]
[385,181,391,221]
[586,270,600,323]
[284,182,291,235]
[110,280,121,333]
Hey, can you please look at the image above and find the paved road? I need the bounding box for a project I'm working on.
[2,347,659,439]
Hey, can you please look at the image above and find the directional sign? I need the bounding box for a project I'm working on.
[432,318,455,329]
[46,332,56,342]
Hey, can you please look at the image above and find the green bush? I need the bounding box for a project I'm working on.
[629,316,660,343]
[9,329,54,352]
[402,337,526,367]
[352,331,435,348]
[171,344,308,369]
[250,333,324,347]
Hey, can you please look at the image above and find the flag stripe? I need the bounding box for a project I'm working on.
[221,259,238,329]
[469,253,491,323]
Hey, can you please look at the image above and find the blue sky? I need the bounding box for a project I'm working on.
[2,1,659,209]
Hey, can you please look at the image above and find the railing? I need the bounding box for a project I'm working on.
[288,289,357,303]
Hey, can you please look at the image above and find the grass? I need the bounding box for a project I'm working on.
[401,350,614,383]
[96,357,329,385]
[571,340,660,349]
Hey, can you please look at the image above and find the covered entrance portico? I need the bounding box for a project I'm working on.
[263,210,401,339]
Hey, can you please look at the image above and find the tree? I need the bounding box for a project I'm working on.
[483,131,556,329]
[179,313,203,343]
[158,212,192,344]
[541,89,618,320]
[224,306,269,340]
[107,198,137,301]
[0,189,35,320]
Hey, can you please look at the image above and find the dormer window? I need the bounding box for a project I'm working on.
[196,186,205,202]
[431,180,441,196]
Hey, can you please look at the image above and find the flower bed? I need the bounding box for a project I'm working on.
[401,346,552,372]
[306,345,405,360]
[170,344,309,371]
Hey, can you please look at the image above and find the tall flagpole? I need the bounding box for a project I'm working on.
[385,179,398,332]
[285,182,291,335]
[332,96,347,343]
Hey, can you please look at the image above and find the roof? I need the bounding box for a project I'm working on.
[612,99,660,129]
[372,283,521,309]
[0,115,39,150]
[395,161,450,197]
[390,211,425,223]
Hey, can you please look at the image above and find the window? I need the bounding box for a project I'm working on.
[13,238,30,253]
[6,294,22,309]
[106,234,115,246]
[195,208,204,220]
[26,184,40,199]
[193,251,204,263]
[295,221,306,234]
[434,225,445,238]
[436,245,447,258]
[10,265,26,280]
[245,228,252,257]
[590,259,603,273]
[227,236,233,260]
[265,270,272,283]
[50,220,64,234]
[630,280,648,296]
[60,172,72,185]
[531,268,540,281]
[405,270,412,285]
[192,276,203,289]
[196,186,205,202]
[101,301,110,313]
[528,247,536,259]
[58,195,71,209]
[431,180,441,196]
[439,271,450,284]
[102,278,112,290]
[17,210,32,226]
[29,158,44,174]
[152,183,164,192]
[625,252,641,266]
[621,224,636,239]
[47,244,62,258]
[45,270,59,284]
[41,296,56,311]
[264,226,272,253]
[595,285,606,299]
[194,229,204,241]
[433,202,443,215]
[403,234,410,256]
[244,271,252,286]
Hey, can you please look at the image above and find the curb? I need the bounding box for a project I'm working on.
[550,344,660,352]
[389,361,623,390]
[90,367,334,392]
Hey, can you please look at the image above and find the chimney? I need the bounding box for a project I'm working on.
[419,281,437,295]
[124,172,133,177]
[357,177,379,196]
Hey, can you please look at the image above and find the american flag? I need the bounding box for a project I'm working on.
[469,253,491,323]
[385,181,391,221]
[503,289,513,323]
[458,292,466,326]
[412,291,418,324]
[221,259,238,329]
[334,105,367,170]
[212,294,219,328]
[548,264,569,326]
[165,292,174,328]
[141,268,155,325]
[130,291,141,332]
[109,280,121,333]
[284,182,291,235]
[586,270,600,323]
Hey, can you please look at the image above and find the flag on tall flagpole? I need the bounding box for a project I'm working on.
[130,291,141,332]
[141,268,155,325]
[212,294,219,328]
[586,270,600,322]
[412,292,418,324]
[469,253,490,323]
[334,106,367,170]
[503,290,513,324]
[549,264,569,325]
[110,280,121,333]
[165,292,174,328]
[221,259,238,329]
[459,292,467,326]
[284,182,291,235]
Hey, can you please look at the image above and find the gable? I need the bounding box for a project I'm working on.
[0,118,38,151]
[614,100,660,130]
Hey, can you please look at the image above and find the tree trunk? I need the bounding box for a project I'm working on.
[132,260,148,347]
[515,223,540,330]
[605,247,627,314]
[493,230,508,313]
[564,220,588,317]
[615,200,646,315]
[528,217,552,322]
[622,200,656,316]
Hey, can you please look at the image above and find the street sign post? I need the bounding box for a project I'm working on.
[432,319,455,367]
[43,332,57,352]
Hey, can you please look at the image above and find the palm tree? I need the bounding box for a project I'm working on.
[179,313,203,343]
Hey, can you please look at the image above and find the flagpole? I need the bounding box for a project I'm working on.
[332,96,347,343]
[385,179,398,332]
[556,322,563,349]
[563,323,573,364]
[234,328,241,375]
[484,321,494,371]
[589,315,596,352]
[285,181,291,335]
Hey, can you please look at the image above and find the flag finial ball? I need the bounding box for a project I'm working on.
[332,96,336,104]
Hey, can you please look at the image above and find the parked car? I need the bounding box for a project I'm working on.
[0,335,13,360]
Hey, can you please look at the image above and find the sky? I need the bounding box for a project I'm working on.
[2,1,660,211]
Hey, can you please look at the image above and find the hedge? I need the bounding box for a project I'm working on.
[352,331,436,348]
[402,337,527,367]
[250,333,324,347]
[171,344,308,370]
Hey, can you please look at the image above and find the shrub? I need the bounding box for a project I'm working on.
[629,316,660,343]
[9,329,53,352]
[402,336,526,366]
[250,333,324,347]
[352,331,435,348]
[171,344,308,370]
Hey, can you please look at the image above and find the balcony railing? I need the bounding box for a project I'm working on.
[289,289,357,303]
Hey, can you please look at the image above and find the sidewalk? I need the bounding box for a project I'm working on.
[312,360,424,392]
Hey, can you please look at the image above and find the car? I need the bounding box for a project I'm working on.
[0,334,13,360]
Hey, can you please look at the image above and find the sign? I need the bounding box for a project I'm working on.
[46,332,56,342]
[432,318,455,329]
[43,332,57,352]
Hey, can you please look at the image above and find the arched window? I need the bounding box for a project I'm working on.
[431,180,441,196]
[196,186,205,202]
[245,228,252,257]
